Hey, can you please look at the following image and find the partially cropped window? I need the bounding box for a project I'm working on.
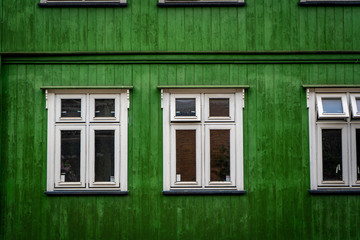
[299,0,360,5]
[39,0,127,7]
[157,0,245,6]
[307,88,360,190]
[45,88,130,193]
[161,88,245,193]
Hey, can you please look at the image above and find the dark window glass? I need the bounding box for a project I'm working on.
[95,99,115,118]
[357,129,360,181]
[322,98,343,114]
[61,130,81,182]
[176,130,196,182]
[61,99,81,117]
[176,98,196,117]
[356,99,360,113]
[95,130,115,182]
[209,98,229,117]
[322,129,342,181]
[210,130,230,182]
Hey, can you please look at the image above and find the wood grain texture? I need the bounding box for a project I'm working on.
[2,0,360,52]
[1,63,360,239]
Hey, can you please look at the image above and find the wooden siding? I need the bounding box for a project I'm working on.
[2,0,360,52]
[2,63,360,239]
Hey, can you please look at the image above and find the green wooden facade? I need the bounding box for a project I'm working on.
[1,0,360,239]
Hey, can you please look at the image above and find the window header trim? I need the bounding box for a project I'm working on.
[157,2,245,7]
[298,1,360,6]
[38,2,128,7]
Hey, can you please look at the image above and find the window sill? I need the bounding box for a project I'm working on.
[38,2,128,8]
[44,191,129,196]
[309,189,360,195]
[298,1,360,6]
[163,190,246,195]
[157,2,246,7]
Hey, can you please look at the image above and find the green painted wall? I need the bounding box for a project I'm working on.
[1,62,360,239]
[2,0,360,52]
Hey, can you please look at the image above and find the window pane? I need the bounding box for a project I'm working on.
[356,99,360,113]
[322,129,342,181]
[176,130,196,182]
[322,98,343,114]
[61,99,81,117]
[209,98,229,117]
[95,130,115,182]
[61,130,81,182]
[95,99,115,118]
[176,98,196,116]
[210,130,230,182]
[357,129,360,181]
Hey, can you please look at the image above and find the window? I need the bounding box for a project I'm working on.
[45,88,130,193]
[307,88,360,190]
[39,0,127,7]
[157,0,245,7]
[161,88,245,193]
[299,0,360,6]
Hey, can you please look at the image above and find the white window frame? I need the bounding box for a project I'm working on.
[307,88,360,190]
[158,0,244,3]
[40,0,127,3]
[205,94,235,122]
[89,94,121,122]
[56,94,86,123]
[89,125,121,188]
[316,123,349,187]
[170,94,201,122]
[170,124,202,187]
[54,125,86,188]
[46,89,129,192]
[316,93,349,119]
[204,124,236,187]
[350,94,360,118]
[162,88,245,191]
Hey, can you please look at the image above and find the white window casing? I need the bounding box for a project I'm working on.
[162,88,245,191]
[46,89,129,192]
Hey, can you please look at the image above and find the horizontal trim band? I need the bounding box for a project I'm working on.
[298,1,360,6]
[157,2,246,7]
[40,85,133,90]
[158,85,249,89]
[309,189,360,195]
[38,2,128,8]
[303,84,360,88]
[2,51,360,64]
[44,191,129,195]
[163,190,247,195]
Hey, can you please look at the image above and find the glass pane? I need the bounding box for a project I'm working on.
[210,130,230,182]
[61,130,81,182]
[176,130,196,182]
[61,99,81,118]
[95,130,115,182]
[322,129,342,181]
[357,129,360,181]
[176,98,196,116]
[95,99,115,118]
[209,98,229,117]
[356,99,360,113]
[322,98,343,114]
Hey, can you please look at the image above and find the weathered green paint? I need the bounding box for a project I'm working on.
[1,0,360,239]
[1,0,360,52]
[1,63,360,239]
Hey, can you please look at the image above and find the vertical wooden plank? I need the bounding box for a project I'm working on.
[343,7,353,50]
[325,7,335,50]
[184,8,194,52]
[211,8,220,51]
[334,7,344,50]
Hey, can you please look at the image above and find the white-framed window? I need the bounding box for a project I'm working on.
[158,0,244,4]
[46,89,129,192]
[40,0,127,4]
[307,88,360,190]
[300,0,359,2]
[161,88,245,191]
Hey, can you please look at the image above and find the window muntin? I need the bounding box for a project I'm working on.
[162,89,244,191]
[170,94,201,122]
[47,89,129,192]
[316,94,349,119]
